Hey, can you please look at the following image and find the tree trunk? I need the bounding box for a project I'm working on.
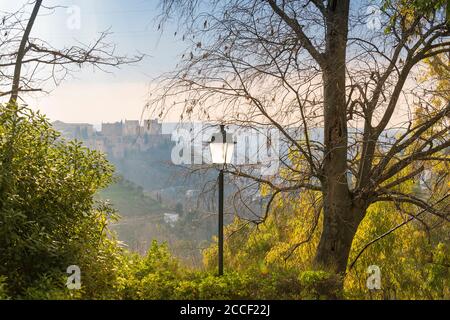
[313,0,365,276]
[315,199,365,273]
[9,0,42,104]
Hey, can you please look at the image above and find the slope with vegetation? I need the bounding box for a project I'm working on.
[0,103,448,300]
[0,0,449,300]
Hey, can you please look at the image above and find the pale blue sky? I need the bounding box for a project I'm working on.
[1,0,398,125]
[1,0,187,122]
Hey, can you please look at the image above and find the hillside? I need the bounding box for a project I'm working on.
[98,176,167,217]
[96,177,214,265]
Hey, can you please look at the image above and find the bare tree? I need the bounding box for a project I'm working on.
[151,0,449,276]
[0,0,144,224]
[0,0,143,104]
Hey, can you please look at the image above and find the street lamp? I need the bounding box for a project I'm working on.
[209,125,234,276]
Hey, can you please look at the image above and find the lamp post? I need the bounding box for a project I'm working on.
[209,125,234,276]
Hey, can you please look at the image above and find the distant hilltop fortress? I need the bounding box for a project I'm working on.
[53,119,171,158]
[53,119,162,138]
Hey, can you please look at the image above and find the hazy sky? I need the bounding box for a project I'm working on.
[0,0,412,127]
[1,0,187,123]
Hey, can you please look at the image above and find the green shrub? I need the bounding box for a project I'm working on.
[19,274,82,300]
[0,276,9,300]
[298,271,342,299]
[0,104,121,298]
[117,241,303,300]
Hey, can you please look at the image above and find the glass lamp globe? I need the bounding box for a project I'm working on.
[209,131,234,164]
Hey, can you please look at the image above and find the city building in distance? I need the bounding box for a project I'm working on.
[53,119,171,159]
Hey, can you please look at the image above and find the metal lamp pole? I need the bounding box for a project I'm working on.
[218,125,225,276]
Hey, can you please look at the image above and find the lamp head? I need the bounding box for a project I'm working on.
[209,126,235,164]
